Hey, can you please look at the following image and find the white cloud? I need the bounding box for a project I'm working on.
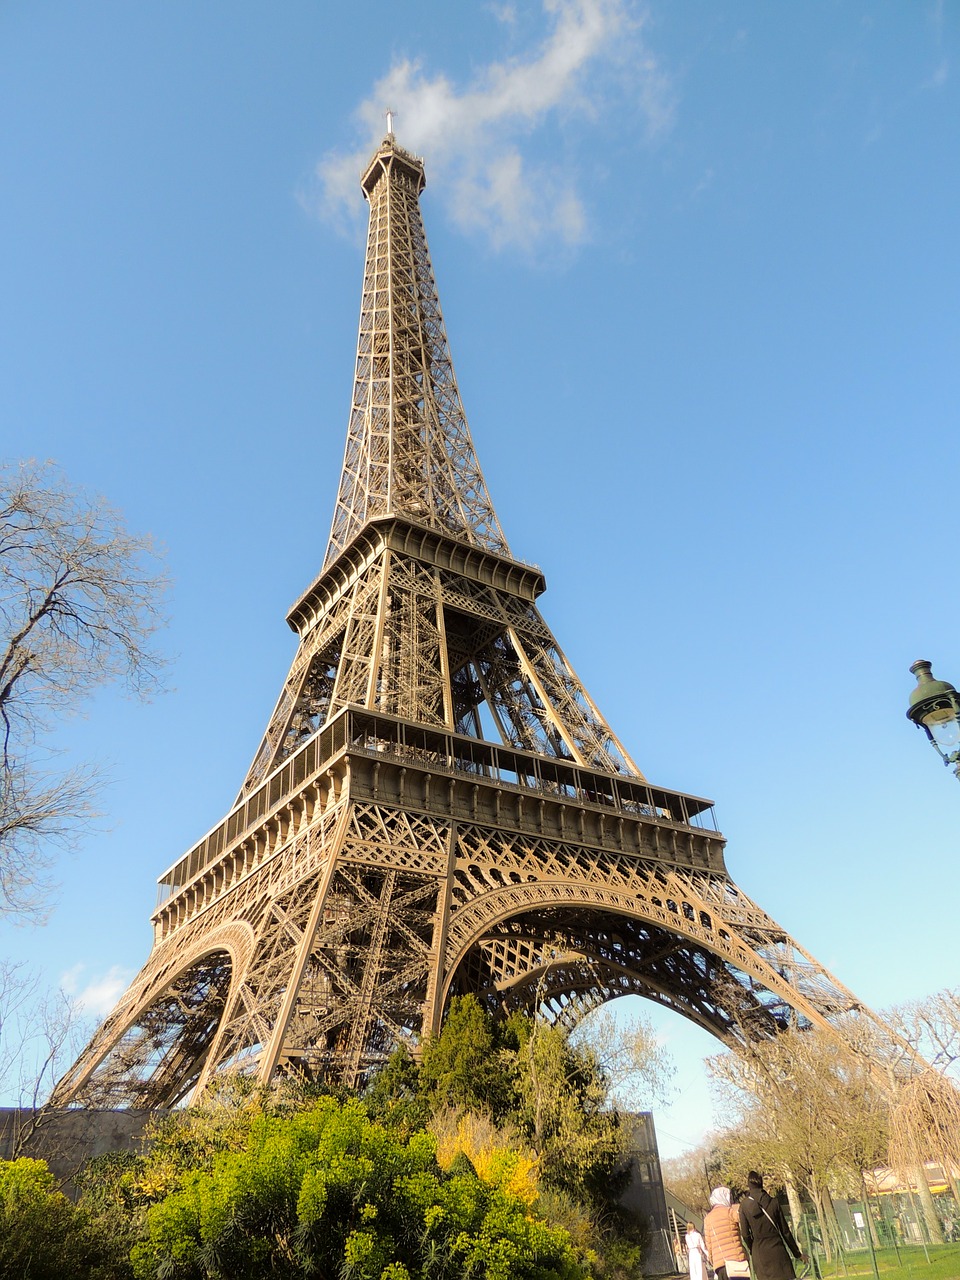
[487,2,518,27]
[61,962,132,1017]
[311,0,673,253]
[923,57,949,90]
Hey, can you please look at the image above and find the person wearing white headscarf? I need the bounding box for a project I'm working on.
[704,1186,748,1280]
[686,1221,710,1280]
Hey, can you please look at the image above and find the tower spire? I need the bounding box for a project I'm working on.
[325,135,510,568]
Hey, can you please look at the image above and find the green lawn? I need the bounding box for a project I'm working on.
[814,1245,960,1280]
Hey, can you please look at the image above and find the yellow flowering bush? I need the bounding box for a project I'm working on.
[131,1096,587,1279]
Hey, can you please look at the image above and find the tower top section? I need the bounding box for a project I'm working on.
[323,134,511,569]
[360,132,426,199]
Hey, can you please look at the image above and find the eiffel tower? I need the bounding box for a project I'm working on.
[54,134,882,1109]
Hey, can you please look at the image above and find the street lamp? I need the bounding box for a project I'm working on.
[906,659,960,780]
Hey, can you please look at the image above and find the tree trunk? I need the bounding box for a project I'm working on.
[814,1172,844,1264]
[870,1201,882,1249]
[784,1173,804,1233]
[820,1186,845,1258]
[861,1187,881,1249]
[913,1167,944,1244]
[808,1177,834,1263]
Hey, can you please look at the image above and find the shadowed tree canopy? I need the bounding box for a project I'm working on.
[0,460,168,918]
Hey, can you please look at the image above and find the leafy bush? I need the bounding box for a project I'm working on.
[131,1095,588,1279]
[0,1156,130,1280]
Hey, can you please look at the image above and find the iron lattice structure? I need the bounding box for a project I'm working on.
[55,136,881,1108]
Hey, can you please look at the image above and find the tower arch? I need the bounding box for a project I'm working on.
[55,923,254,1108]
[440,876,875,1051]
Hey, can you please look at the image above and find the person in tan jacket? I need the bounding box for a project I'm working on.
[704,1186,748,1280]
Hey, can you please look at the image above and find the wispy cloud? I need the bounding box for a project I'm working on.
[487,2,519,27]
[62,962,132,1017]
[311,0,673,253]
[922,1,949,90]
[922,57,949,90]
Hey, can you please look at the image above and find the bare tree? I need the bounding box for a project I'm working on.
[0,459,168,918]
[574,1004,676,1111]
[708,1022,890,1260]
[661,1136,723,1214]
[877,992,960,1230]
[0,960,92,1157]
[889,989,960,1079]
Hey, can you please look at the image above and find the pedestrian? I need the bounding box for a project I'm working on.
[704,1186,749,1280]
[739,1171,806,1280]
[686,1221,711,1280]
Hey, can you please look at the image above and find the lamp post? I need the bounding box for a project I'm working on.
[906,659,960,780]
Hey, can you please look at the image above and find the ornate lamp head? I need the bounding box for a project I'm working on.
[906,659,960,774]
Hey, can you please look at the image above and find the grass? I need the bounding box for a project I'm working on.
[813,1244,960,1280]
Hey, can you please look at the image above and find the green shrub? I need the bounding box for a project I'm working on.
[131,1095,588,1279]
[0,1156,130,1280]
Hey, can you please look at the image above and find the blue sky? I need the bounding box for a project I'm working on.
[1,1,958,1157]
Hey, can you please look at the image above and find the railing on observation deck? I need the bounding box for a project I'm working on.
[156,706,719,905]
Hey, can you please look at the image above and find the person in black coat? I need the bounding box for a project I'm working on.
[739,1171,806,1280]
